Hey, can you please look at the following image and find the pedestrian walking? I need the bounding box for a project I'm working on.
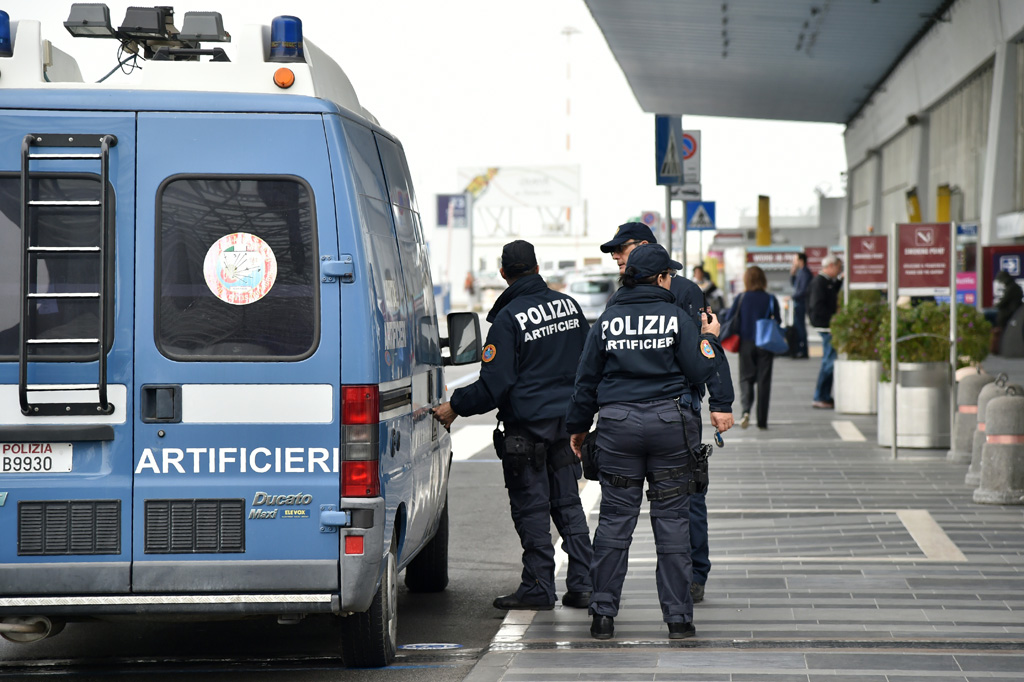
[723,265,781,430]
[789,253,812,358]
[432,240,594,610]
[809,254,843,408]
[567,243,724,640]
[599,222,734,605]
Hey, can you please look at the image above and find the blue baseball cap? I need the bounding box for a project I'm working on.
[600,221,657,253]
[626,243,682,278]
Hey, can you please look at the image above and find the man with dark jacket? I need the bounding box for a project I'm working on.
[808,254,843,408]
[432,240,594,611]
[600,222,734,605]
[789,253,813,358]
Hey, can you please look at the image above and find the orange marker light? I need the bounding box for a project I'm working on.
[273,67,295,89]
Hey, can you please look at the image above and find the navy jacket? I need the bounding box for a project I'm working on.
[565,285,724,433]
[451,274,589,426]
[608,274,734,413]
[726,290,782,340]
[791,266,813,303]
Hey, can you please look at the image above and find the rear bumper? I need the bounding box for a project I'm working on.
[0,593,339,617]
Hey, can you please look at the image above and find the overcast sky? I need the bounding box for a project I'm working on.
[7,0,847,237]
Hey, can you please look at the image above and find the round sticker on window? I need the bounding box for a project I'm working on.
[203,232,278,306]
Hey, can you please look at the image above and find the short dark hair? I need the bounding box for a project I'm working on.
[796,252,807,265]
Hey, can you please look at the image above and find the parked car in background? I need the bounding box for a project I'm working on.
[565,272,620,322]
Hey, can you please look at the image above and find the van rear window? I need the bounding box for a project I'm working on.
[156,176,318,361]
[570,280,612,294]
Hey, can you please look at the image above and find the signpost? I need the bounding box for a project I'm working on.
[684,201,715,231]
[888,223,957,461]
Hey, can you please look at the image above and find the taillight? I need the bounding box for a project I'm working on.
[342,460,380,497]
[341,385,380,497]
[342,385,379,424]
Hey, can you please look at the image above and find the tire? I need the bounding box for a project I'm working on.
[339,539,398,668]
[403,498,449,593]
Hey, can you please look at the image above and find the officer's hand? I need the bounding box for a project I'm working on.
[431,402,457,430]
[701,311,721,337]
[710,411,734,433]
[570,432,586,459]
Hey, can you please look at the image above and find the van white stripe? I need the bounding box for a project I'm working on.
[182,385,333,424]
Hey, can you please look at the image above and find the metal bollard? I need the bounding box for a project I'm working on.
[966,375,1022,486]
[973,388,1024,505]
[947,370,995,463]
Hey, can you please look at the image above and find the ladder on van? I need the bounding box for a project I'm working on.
[18,133,117,416]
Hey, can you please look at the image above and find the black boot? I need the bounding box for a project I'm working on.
[561,591,591,608]
[492,593,554,610]
[667,622,696,639]
[590,615,614,640]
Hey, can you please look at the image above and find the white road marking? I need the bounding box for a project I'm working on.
[450,424,495,461]
[832,420,866,441]
[446,370,480,390]
[896,509,968,562]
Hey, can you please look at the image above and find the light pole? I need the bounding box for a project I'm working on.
[562,26,579,234]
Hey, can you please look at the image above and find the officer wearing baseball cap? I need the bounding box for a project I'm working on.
[567,243,723,640]
[432,240,594,611]
[600,222,734,606]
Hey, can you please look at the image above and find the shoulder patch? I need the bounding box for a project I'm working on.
[700,339,715,359]
[482,344,497,363]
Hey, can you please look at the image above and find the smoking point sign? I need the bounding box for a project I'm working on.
[848,236,887,290]
[898,223,952,296]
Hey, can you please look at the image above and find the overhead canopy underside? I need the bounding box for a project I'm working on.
[584,0,952,124]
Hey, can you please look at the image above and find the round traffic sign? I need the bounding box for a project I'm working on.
[641,212,657,226]
[681,133,697,160]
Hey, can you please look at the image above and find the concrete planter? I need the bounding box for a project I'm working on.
[877,362,951,449]
[835,358,881,415]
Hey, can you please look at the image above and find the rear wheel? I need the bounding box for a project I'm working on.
[403,498,449,592]
[339,539,398,668]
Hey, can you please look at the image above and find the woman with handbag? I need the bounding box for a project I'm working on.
[725,266,782,430]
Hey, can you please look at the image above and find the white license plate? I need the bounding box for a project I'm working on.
[1,443,73,473]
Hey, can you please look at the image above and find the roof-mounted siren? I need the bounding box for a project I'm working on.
[269,16,304,63]
[0,10,12,58]
[64,3,117,38]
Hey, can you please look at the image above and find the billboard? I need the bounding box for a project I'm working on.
[456,166,580,208]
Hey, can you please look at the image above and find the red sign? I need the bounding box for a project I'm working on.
[805,246,828,275]
[849,236,887,290]
[746,249,800,271]
[898,223,952,295]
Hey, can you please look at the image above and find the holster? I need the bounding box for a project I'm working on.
[580,430,600,481]
[499,427,546,475]
[688,442,713,494]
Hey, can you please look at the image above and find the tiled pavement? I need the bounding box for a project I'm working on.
[464,353,1024,682]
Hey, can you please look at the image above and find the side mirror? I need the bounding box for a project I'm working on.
[443,312,481,366]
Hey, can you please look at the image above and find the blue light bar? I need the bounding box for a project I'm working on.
[268,15,304,63]
[0,10,13,58]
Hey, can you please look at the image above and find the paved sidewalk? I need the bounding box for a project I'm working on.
[464,354,1024,682]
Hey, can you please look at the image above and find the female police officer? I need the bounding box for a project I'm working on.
[566,243,723,640]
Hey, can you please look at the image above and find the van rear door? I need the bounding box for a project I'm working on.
[0,111,136,595]
[132,112,341,594]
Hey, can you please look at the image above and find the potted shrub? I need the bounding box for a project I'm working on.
[830,291,885,414]
[876,301,991,448]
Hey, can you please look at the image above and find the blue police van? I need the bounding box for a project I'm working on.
[0,6,480,667]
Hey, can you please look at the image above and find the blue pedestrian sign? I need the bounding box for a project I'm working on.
[655,115,684,186]
[685,201,716,231]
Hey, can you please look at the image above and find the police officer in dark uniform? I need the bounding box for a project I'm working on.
[567,243,723,640]
[432,240,594,610]
[601,222,734,605]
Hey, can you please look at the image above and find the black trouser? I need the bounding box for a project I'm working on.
[503,423,593,604]
[739,338,774,428]
[590,399,695,623]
